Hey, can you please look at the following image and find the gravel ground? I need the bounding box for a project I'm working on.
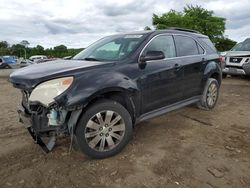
[0,77,250,188]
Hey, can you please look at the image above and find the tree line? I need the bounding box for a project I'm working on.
[0,40,83,58]
[145,5,237,52]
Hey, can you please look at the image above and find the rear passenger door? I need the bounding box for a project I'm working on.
[173,35,205,99]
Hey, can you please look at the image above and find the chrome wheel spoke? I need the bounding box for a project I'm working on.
[112,123,125,132]
[111,132,122,141]
[99,137,106,151]
[106,136,115,149]
[86,120,101,130]
[105,110,113,124]
[96,112,104,125]
[89,135,102,148]
[85,130,99,138]
[209,98,213,105]
[110,115,122,126]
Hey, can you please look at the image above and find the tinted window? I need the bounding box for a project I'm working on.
[197,43,205,54]
[200,37,217,53]
[143,35,176,58]
[174,36,199,56]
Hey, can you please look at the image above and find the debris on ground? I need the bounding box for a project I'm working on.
[207,167,225,178]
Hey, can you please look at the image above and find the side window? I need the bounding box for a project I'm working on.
[197,43,205,54]
[143,35,176,58]
[174,36,200,57]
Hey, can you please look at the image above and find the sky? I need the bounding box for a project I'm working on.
[0,0,249,48]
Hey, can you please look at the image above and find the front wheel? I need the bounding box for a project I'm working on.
[75,99,133,159]
[197,78,219,110]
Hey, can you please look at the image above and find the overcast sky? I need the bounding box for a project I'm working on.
[0,0,249,48]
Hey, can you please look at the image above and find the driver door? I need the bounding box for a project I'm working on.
[139,35,184,114]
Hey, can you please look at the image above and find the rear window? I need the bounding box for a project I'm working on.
[174,36,199,57]
[200,37,217,53]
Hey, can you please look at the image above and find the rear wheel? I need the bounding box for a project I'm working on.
[197,78,219,110]
[75,99,133,159]
[1,64,11,69]
[222,73,227,78]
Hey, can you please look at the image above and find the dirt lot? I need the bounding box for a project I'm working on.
[0,77,250,188]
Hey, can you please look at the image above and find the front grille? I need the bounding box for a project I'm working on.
[229,57,242,63]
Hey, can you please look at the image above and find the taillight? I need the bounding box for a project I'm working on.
[219,55,225,64]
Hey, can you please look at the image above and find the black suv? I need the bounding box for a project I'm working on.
[9,28,222,159]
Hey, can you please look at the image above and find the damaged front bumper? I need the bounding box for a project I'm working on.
[17,103,82,153]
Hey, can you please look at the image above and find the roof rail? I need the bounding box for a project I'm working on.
[167,27,201,34]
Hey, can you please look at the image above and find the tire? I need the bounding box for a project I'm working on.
[197,78,219,110]
[75,99,133,159]
[3,64,11,69]
[222,73,227,78]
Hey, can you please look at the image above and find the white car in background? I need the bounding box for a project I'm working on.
[29,55,48,63]
[223,38,250,77]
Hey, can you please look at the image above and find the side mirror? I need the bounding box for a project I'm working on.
[140,51,165,62]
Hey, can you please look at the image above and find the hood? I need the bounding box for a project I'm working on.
[9,59,112,90]
[226,51,250,57]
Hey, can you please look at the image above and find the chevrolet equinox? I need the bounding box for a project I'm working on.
[9,28,222,159]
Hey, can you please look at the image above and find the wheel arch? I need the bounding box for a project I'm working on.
[79,87,138,125]
[85,87,136,123]
[203,61,222,86]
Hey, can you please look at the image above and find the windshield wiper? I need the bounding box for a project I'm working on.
[82,57,101,61]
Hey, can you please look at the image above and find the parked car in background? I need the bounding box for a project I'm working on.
[223,38,250,77]
[10,28,222,159]
[0,56,17,69]
[0,57,9,68]
[18,59,35,67]
[29,55,48,63]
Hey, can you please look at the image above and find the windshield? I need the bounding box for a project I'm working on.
[231,41,250,51]
[73,34,147,61]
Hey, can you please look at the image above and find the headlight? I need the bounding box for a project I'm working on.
[29,77,73,106]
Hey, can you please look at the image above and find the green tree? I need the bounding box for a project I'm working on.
[36,45,45,54]
[10,44,26,57]
[152,5,234,50]
[0,41,9,48]
[20,40,30,48]
[53,45,68,57]
[214,37,237,51]
[0,40,83,58]
[0,41,10,56]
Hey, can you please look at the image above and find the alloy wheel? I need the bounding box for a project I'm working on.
[206,83,218,107]
[84,110,125,152]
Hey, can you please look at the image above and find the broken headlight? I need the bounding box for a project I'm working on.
[29,77,73,106]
